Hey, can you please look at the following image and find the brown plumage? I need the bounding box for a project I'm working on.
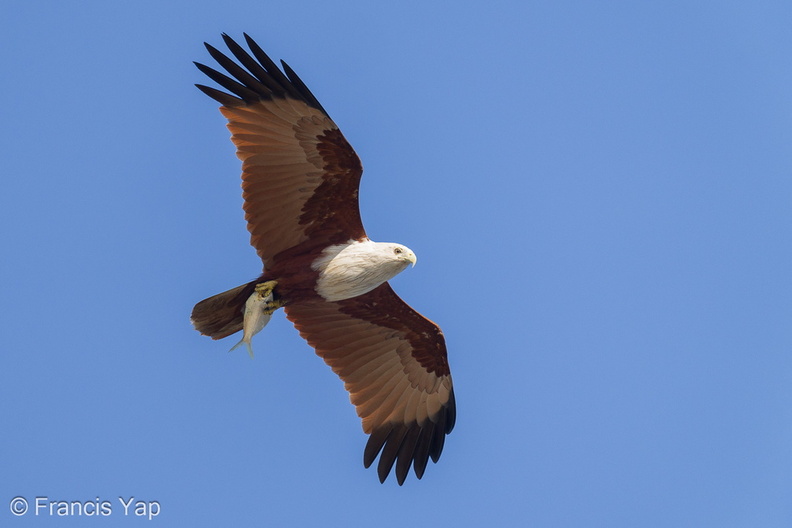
[191,34,455,485]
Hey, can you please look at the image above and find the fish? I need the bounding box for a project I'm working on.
[229,288,273,358]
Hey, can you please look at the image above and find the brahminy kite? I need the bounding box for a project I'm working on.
[190,34,455,484]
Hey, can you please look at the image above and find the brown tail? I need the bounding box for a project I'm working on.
[190,281,259,340]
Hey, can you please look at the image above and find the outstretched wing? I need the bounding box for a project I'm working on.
[285,283,456,485]
[195,34,366,266]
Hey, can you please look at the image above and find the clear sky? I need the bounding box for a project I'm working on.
[2,1,792,526]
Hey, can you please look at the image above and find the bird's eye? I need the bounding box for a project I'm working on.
[394,247,403,255]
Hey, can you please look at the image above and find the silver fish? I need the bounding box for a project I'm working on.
[229,289,273,358]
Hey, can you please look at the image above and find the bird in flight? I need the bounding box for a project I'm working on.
[191,34,455,485]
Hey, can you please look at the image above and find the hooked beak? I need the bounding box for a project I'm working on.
[406,251,417,267]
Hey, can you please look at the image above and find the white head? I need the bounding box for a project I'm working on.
[313,239,417,302]
[372,242,418,269]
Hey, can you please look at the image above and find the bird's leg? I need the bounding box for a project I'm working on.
[254,280,284,314]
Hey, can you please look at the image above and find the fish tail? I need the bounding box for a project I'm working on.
[228,338,255,359]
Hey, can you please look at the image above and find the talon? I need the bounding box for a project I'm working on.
[255,280,278,298]
[262,299,285,315]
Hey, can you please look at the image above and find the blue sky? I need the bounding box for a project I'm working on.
[2,1,792,526]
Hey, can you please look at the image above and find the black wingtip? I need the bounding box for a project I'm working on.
[376,426,407,484]
[394,426,421,485]
[365,417,453,485]
[195,33,329,115]
[194,83,243,107]
[364,426,391,469]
